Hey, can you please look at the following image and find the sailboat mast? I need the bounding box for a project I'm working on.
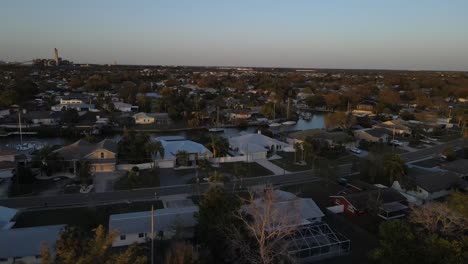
[18,110,23,145]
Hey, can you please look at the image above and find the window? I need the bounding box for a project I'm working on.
[100,152,105,159]
[138,233,145,238]
[0,258,8,262]
[120,235,126,240]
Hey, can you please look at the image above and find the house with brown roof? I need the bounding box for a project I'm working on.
[53,139,118,175]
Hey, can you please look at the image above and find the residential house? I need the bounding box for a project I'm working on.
[391,167,468,203]
[228,110,251,120]
[133,112,155,124]
[153,136,212,168]
[53,139,117,174]
[113,102,138,112]
[352,100,376,116]
[353,128,389,143]
[229,132,292,160]
[51,103,95,112]
[440,159,468,180]
[373,119,411,135]
[109,206,198,247]
[151,113,171,125]
[0,225,65,264]
[243,189,350,262]
[24,111,61,126]
[330,185,407,219]
[288,129,353,147]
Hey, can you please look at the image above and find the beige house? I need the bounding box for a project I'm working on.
[53,139,118,174]
[133,112,155,124]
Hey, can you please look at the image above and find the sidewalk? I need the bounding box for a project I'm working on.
[255,159,291,175]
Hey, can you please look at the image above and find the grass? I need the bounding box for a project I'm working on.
[13,200,164,229]
[114,169,160,190]
[214,161,274,178]
[271,152,360,172]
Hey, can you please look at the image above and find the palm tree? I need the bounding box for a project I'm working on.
[206,135,228,158]
[383,153,406,185]
[176,150,189,167]
[294,142,302,163]
[32,146,63,176]
[146,141,165,159]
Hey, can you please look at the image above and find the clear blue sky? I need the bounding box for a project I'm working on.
[2,0,468,70]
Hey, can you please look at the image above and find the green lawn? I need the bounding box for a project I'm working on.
[114,169,160,190]
[271,152,360,172]
[215,162,274,178]
[13,200,164,229]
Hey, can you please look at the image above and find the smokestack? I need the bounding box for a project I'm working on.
[54,48,59,65]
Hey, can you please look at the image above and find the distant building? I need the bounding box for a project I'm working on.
[352,100,376,116]
[353,128,389,143]
[133,112,154,124]
[113,102,138,112]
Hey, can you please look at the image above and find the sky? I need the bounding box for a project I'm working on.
[1,0,468,71]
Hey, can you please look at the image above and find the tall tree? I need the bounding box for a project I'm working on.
[54,225,147,264]
[195,186,240,262]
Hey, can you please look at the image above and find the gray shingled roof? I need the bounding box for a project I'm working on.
[407,168,467,193]
[441,159,468,176]
[335,188,406,211]
[53,139,117,160]
[109,207,198,235]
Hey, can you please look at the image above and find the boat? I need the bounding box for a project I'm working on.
[282,120,296,126]
[303,112,311,120]
[209,107,224,133]
[208,128,224,133]
[269,123,281,128]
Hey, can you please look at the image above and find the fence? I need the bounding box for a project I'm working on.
[210,155,248,163]
[117,162,155,171]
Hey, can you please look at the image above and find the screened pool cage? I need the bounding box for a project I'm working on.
[287,223,350,262]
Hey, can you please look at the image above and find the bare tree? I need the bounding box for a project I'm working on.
[230,187,301,264]
[409,202,468,238]
[164,241,199,264]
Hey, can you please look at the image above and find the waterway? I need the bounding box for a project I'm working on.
[0,114,327,149]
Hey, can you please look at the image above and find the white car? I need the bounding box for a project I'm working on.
[350,147,362,154]
[390,140,403,146]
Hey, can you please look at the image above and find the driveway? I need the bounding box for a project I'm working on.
[159,168,198,186]
[255,159,291,175]
[94,171,126,193]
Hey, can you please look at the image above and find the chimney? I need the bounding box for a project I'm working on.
[54,48,59,66]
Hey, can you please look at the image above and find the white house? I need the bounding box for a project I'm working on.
[229,132,292,160]
[392,168,467,203]
[51,103,95,112]
[109,206,198,247]
[0,225,65,264]
[153,136,212,168]
[113,102,138,112]
[242,190,325,227]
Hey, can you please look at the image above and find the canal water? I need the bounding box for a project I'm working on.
[0,114,327,149]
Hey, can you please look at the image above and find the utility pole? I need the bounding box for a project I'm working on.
[151,205,155,264]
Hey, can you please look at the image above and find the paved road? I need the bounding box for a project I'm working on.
[0,166,356,209]
[400,138,466,162]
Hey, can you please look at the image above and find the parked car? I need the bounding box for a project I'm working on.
[389,140,403,146]
[349,147,362,154]
[337,177,348,186]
